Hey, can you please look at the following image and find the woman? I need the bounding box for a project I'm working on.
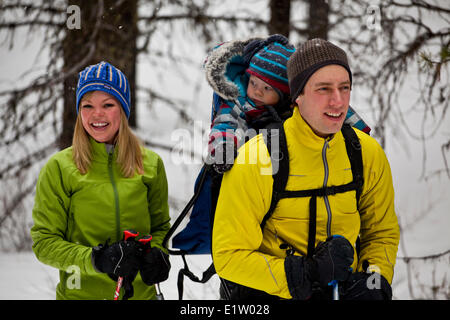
[30,61,171,300]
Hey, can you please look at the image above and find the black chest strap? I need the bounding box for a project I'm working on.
[262,123,364,258]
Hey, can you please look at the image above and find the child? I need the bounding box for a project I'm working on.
[170,35,295,256]
[204,34,295,174]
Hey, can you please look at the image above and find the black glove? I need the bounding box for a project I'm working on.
[312,235,354,287]
[341,272,392,300]
[92,240,142,300]
[285,236,354,300]
[92,240,141,277]
[284,254,316,300]
[140,247,171,286]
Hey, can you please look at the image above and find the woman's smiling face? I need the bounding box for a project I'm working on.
[79,91,122,144]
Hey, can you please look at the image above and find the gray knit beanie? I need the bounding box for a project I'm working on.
[287,38,352,101]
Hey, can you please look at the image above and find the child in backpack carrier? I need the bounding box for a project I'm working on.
[204,34,296,174]
[204,34,370,174]
[170,35,295,256]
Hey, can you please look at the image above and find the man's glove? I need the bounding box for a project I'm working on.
[92,240,141,277]
[312,235,354,287]
[140,247,171,286]
[285,236,354,300]
[341,272,392,300]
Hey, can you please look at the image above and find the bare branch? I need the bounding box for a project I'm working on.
[398,249,450,262]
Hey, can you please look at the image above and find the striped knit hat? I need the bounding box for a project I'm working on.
[287,38,352,101]
[244,34,295,96]
[76,61,131,118]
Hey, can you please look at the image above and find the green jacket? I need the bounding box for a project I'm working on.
[31,138,170,300]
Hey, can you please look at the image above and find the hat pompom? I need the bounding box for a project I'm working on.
[243,38,265,65]
[243,34,290,65]
[266,34,290,46]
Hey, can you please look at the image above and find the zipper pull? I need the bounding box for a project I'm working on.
[280,243,295,256]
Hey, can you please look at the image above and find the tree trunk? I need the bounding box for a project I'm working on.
[60,0,138,150]
[307,0,329,39]
[268,0,291,37]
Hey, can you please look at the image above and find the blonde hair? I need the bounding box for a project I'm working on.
[72,93,144,178]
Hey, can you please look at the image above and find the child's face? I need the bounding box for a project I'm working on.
[247,75,280,107]
[79,91,122,144]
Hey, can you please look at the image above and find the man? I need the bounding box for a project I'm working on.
[212,38,400,300]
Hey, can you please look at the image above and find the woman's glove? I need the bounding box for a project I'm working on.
[139,247,171,286]
[92,240,142,300]
[92,240,141,277]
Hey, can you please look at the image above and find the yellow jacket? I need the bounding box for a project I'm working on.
[212,107,400,299]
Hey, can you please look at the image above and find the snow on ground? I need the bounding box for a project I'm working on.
[0,250,447,300]
[0,252,57,299]
[0,251,220,300]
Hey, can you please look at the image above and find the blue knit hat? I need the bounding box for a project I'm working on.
[76,61,131,118]
[243,34,295,95]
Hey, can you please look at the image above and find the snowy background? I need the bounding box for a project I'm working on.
[0,1,449,300]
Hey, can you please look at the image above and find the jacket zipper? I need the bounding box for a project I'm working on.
[322,139,332,238]
[108,150,121,241]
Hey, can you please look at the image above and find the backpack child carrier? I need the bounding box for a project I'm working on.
[162,36,371,299]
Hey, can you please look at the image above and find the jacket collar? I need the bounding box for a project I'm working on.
[89,137,117,163]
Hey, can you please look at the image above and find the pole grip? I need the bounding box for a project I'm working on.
[113,229,139,300]
[123,229,139,241]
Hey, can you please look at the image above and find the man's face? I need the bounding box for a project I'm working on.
[295,65,351,138]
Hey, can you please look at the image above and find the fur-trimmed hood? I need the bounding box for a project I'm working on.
[204,38,260,101]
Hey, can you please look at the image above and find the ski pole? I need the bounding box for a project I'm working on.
[114,229,139,300]
[138,234,165,300]
[329,280,339,300]
[327,234,345,300]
